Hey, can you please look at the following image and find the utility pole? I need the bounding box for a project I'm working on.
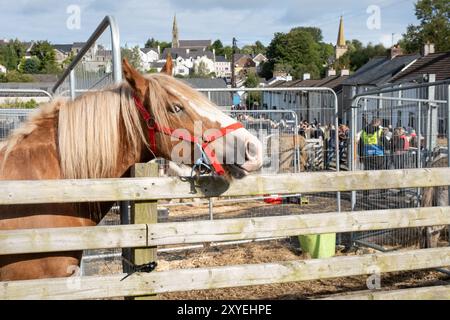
[231,37,237,88]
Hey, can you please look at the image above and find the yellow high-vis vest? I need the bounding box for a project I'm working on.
[361,128,382,145]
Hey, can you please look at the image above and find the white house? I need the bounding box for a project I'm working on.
[139,47,160,71]
[0,64,6,74]
[214,56,231,78]
[252,53,268,73]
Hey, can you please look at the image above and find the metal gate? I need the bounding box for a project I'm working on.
[349,81,450,249]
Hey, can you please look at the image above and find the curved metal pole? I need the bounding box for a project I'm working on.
[0,89,53,99]
[52,15,122,93]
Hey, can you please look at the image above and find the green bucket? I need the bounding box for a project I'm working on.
[298,233,336,258]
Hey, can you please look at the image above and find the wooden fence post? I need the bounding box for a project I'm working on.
[130,162,159,300]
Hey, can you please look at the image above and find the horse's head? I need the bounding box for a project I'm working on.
[122,58,262,179]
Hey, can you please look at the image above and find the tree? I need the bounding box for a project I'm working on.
[244,71,259,88]
[193,61,212,78]
[240,41,267,56]
[121,46,142,70]
[336,41,387,71]
[0,39,26,70]
[265,27,323,79]
[400,0,450,53]
[145,37,158,48]
[30,41,59,73]
[144,38,171,52]
[20,57,41,74]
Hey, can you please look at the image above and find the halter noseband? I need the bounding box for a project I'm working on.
[133,95,243,176]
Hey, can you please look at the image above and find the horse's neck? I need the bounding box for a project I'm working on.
[0,116,61,180]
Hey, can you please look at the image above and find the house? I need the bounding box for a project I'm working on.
[139,47,160,71]
[53,44,73,66]
[340,51,420,120]
[261,71,349,124]
[162,47,215,76]
[183,78,231,108]
[214,56,231,78]
[178,40,211,51]
[252,53,268,73]
[233,54,257,81]
[388,49,450,136]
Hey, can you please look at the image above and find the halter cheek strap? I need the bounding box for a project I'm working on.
[133,95,243,176]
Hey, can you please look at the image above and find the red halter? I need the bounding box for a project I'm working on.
[133,95,243,176]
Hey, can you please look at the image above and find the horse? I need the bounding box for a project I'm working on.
[0,57,263,281]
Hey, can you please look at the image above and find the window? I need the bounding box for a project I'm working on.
[397,111,402,127]
[408,112,415,128]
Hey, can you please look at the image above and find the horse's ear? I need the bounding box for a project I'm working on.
[122,58,147,98]
[161,54,173,76]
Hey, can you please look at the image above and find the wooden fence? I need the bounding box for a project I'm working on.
[1,167,450,300]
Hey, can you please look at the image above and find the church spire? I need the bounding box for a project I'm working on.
[335,15,348,60]
[172,14,179,48]
[337,15,346,47]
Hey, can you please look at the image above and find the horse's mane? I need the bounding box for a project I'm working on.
[1,73,219,179]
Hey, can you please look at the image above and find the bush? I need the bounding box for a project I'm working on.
[0,70,34,82]
[0,98,39,109]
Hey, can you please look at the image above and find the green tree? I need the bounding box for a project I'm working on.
[400,0,450,53]
[244,71,259,88]
[144,38,171,52]
[336,41,387,71]
[266,27,323,79]
[121,46,142,70]
[30,41,59,73]
[0,39,26,70]
[20,57,41,74]
[210,39,224,56]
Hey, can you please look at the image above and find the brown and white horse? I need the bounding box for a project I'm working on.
[0,58,262,281]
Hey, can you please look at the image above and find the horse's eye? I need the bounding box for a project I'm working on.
[172,104,183,113]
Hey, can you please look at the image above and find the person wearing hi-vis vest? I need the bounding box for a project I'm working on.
[358,118,388,170]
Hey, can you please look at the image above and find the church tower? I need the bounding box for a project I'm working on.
[335,16,348,60]
[172,14,179,48]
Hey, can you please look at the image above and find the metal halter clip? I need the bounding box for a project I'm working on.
[191,143,212,177]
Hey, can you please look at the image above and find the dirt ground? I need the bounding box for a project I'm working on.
[92,237,449,300]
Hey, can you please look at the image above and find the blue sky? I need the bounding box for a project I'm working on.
[0,0,419,47]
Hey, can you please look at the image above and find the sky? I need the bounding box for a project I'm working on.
[0,0,419,48]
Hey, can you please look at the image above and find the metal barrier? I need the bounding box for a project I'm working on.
[52,15,122,98]
[349,81,450,249]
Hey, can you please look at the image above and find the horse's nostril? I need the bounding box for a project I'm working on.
[245,140,258,160]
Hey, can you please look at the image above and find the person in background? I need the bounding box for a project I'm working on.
[358,118,388,170]
[392,127,410,169]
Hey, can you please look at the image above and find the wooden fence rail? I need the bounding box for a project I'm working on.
[1,168,450,205]
[1,247,449,300]
[319,285,450,300]
[1,167,449,300]
[1,206,450,255]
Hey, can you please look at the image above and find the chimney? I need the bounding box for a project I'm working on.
[212,48,216,57]
[390,44,403,59]
[157,45,160,54]
[340,69,350,76]
[327,68,336,77]
[303,73,311,80]
[286,74,293,81]
[423,42,435,56]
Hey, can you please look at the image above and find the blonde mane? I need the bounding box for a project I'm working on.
[1,73,221,179]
